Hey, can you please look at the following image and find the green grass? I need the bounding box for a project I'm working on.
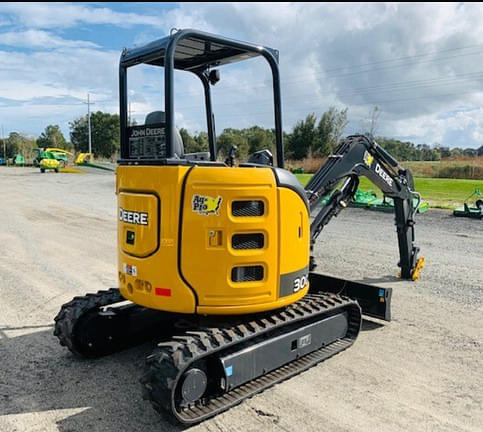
[296,174,313,187]
[295,174,483,209]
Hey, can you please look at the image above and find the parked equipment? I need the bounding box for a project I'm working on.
[13,154,25,166]
[74,152,92,165]
[75,153,115,172]
[453,189,483,219]
[54,29,424,425]
[39,152,59,173]
[349,188,429,214]
[34,148,72,168]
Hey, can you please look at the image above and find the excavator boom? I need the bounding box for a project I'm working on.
[306,134,422,280]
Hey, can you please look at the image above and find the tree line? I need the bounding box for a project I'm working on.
[2,108,483,162]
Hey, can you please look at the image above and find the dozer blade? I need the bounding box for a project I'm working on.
[309,272,392,321]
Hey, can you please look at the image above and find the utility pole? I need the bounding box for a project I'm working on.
[128,102,137,126]
[1,125,5,161]
[83,93,95,154]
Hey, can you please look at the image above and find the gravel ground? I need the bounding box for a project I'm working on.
[0,167,481,432]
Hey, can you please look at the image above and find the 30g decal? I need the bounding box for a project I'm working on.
[293,274,309,292]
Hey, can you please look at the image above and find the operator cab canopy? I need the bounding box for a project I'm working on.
[121,32,266,70]
[119,29,284,166]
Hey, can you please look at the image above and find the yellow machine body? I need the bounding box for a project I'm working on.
[117,165,310,315]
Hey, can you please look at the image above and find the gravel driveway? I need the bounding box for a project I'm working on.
[0,168,481,432]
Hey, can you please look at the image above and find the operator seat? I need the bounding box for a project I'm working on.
[145,111,184,158]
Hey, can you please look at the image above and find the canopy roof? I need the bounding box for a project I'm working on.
[120,29,278,71]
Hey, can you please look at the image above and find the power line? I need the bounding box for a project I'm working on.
[208,88,483,123]
[171,70,483,112]
[164,45,483,99]
[321,42,483,73]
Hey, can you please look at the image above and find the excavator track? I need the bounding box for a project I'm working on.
[54,288,176,357]
[141,292,361,425]
[54,288,123,357]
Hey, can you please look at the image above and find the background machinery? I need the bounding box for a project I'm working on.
[453,188,483,219]
[54,29,424,424]
[34,147,72,169]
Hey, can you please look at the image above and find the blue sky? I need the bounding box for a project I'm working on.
[1,2,483,148]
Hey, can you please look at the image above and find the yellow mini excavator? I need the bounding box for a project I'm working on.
[54,29,424,424]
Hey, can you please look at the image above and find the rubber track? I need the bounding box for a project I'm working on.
[53,288,123,356]
[141,292,361,424]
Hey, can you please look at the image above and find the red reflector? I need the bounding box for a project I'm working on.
[155,287,171,297]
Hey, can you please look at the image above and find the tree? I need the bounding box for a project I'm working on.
[360,106,381,137]
[6,132,36,160]
[245,126,275,155]
[463,148,477,157]
[191,132,209,153]
[286,113,317,160]
[477,145,483,156]
[316,107,348,157]
[179,128,197,153]
[36,125,67,149]
[377,137,418,161]
[217,128,249,160]
[450,148,463,158]
[70,111,120,158]
[434,145,451,159]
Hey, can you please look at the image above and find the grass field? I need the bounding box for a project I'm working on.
[296,174,483,209]
[289,156,483,180]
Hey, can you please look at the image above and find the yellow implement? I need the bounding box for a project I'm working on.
[75,153,92,164]
[45,148,73,155]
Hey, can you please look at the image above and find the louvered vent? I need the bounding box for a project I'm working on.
[232,200,264,217]
[231,265,264,282]
[232,233,264,250]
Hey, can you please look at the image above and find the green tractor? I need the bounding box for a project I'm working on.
[39,152,61,173]
[33,148,71,168]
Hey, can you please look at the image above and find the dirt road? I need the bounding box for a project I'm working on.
[0,168,481,432]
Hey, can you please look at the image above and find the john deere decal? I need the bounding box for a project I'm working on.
[192,194,222,216]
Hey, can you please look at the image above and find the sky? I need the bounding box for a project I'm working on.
[1,2,483,148]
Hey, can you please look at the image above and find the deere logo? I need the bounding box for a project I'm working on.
[192,194,222,216]
[119,208,148,225]
[363,151,374,168]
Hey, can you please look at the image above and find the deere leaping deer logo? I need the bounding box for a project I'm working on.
[363,151,374,168]
[192,194,223,216]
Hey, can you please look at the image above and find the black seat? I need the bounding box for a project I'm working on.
[145,111,184,158]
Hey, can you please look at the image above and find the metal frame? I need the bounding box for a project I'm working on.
[119,29,284,167]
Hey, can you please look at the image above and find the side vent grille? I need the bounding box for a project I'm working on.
[231,266,264,282]
[232,233,264,250]
[232,200,264,217]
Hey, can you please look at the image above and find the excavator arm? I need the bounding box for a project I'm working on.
[306,134,424,280]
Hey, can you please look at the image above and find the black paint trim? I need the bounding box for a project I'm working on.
[271,167,310,212]
[279,265,310,297]
[177,166,199,306]
[118,158,226,167]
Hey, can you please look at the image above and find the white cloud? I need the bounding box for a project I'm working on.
[0,29,99,49]
[152,2,483,148]
[0,2,482,149]
[0,2,164,29]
